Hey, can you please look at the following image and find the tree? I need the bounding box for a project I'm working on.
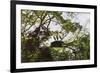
[21,9,90,62]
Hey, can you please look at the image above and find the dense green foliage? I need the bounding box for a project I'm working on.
[21,10,90,62]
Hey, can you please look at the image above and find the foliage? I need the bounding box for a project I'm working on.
[21,10,90,62]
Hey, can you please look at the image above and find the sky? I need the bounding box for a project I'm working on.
[49,12,90,32]
[21,10,90,46]
[41,12,90,46]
